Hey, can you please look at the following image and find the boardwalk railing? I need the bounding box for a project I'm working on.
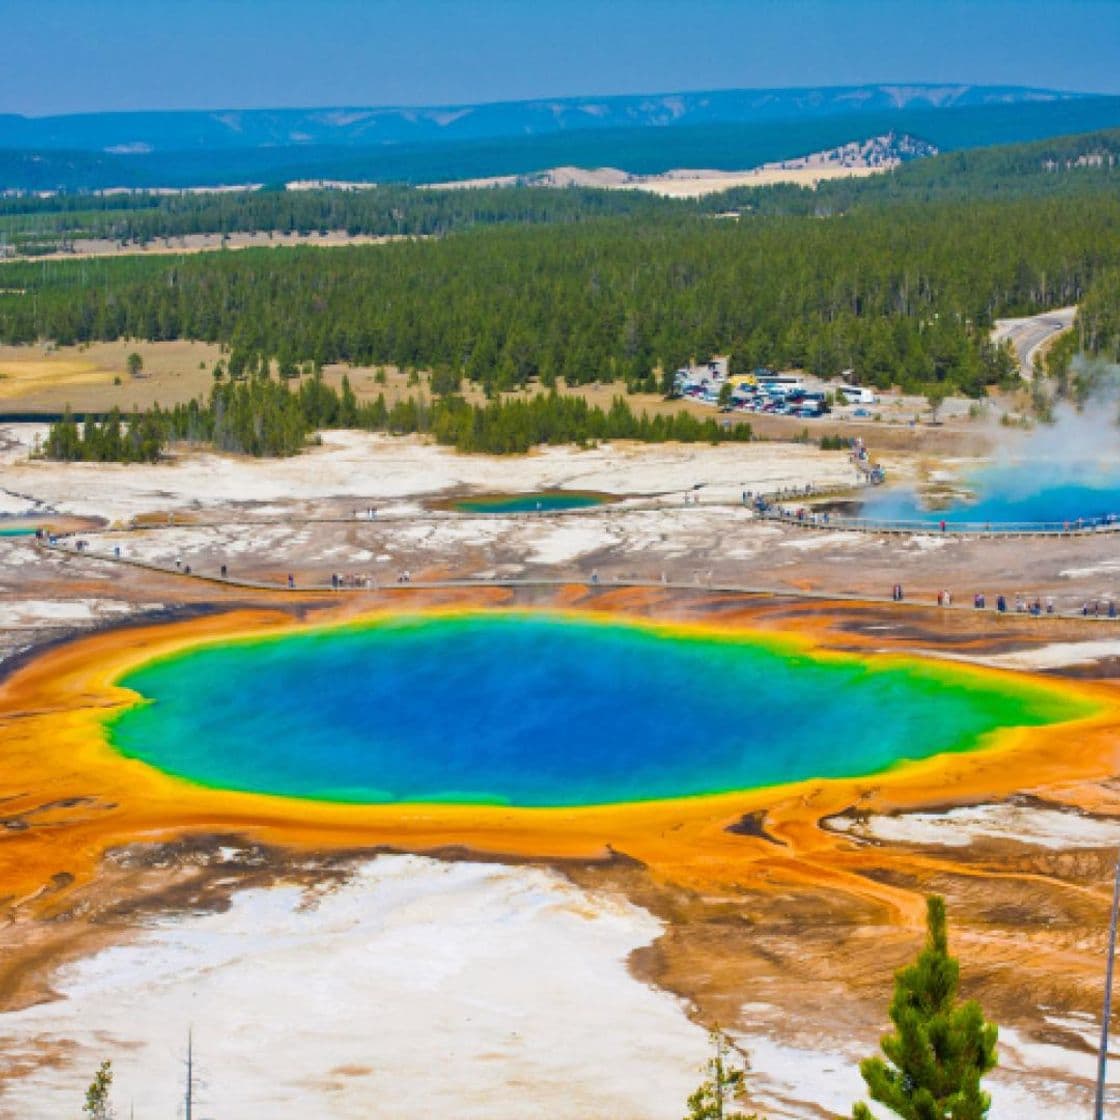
[758,509,1120,538]
[19,530,1120,623]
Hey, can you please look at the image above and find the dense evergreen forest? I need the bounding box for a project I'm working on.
[1077,269,1120,361]
[42,376,752,461]
[704,128,1120,215]
[9,126,1120,463]
[0,186,673,255]
[3,191,1119,397]
[2,127,1118,253]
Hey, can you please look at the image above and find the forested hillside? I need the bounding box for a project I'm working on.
[3,127,1117,256]
[3,192,1119,396]
[1077,269,1120,361]
[0,186,673,256]
[699,127,1120,214]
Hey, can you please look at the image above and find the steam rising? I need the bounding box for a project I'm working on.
[859,356,1120,522]
[995,356,1120,485]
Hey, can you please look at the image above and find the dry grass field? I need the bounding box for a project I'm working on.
[5,231,418,264]
[0,343,747,421]
[0,341,224,410]
[0,340,992,457]
[331,362,734,416]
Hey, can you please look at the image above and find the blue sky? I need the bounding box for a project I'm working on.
[4,0,1120,116]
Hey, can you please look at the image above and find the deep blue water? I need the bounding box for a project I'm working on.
[858,464,1120,525]
[106,613,1081,807]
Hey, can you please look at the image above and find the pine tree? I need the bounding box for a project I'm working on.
[83,1059,114,1120]
[685,1029,763,1120]
[853,896,998,1120]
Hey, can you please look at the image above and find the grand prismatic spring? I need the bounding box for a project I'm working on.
[107,612,1090,807]
[4,597,1117,920]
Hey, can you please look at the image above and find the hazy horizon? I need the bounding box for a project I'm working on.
[4,80,1103,122]
[4,0,1120,118]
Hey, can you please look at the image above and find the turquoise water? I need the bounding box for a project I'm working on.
[454,492,606,514]
[858,464,1120,526]
[107,614,1083,807]
[0,527,35,537]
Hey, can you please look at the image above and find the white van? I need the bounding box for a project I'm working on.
[839,385,878,405]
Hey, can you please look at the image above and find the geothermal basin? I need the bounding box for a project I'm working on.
[108,611,1090,806]
[4,596,1120,1118]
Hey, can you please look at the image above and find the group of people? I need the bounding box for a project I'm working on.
[750,491,833,527]
[1004,593,1054,615]
[327,571,390,589]
[937,589,1056,614]
[1081,599,1119,618]
[888,586,1118,617]
[850,438,885,485]
[754,484,817,504]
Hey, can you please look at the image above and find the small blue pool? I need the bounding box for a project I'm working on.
[452,492,609,515]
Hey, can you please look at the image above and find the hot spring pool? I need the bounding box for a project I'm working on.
[451,492,609,514]
[106,613,1088,807]
[858,463,1120,526]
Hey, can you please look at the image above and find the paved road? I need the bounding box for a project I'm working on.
[991,306,1076,380]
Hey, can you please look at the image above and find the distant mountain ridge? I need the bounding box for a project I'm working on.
[0,84,1089,153]
[3,87,1120,193]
